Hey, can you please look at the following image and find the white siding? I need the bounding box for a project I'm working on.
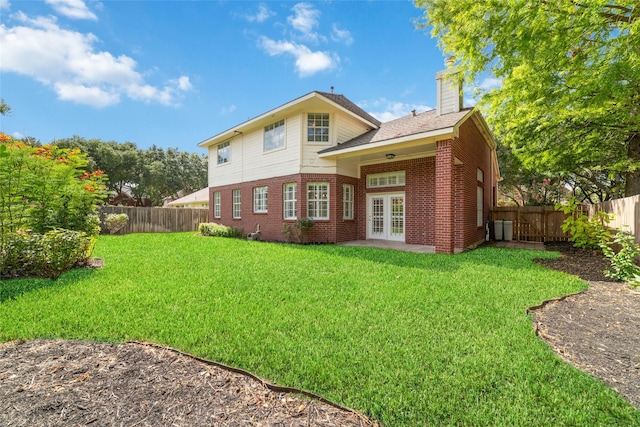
[210,116,301,187]
[301,110,370,174]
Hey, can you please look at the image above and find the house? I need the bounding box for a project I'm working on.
[198,67,499,253]
[166,187,210,209]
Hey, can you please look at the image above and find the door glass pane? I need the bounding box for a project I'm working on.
[372,198,384,234]
[390,196,404,235]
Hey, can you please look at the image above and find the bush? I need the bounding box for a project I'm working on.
[294,217,314,244]
[0,229,93,279]
[105,213,128,234]
[198,222,241,238]
[555,198,613,250]
[601,226,640,282]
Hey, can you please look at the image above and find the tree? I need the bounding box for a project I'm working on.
[0,99,11,116]
[415,1,640,199]
[54,137,208,206]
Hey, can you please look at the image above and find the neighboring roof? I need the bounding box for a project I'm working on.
[319,108,473,154]
[167,187,209,206]
[198,91,380,148]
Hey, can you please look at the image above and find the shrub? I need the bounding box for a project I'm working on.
[294,217,314,244]
[281,222,294,242]
[601,226,640,282]
[0,229,93,279]
[105,213,129,234]
[198,222,241,238]
[555,198,613,250]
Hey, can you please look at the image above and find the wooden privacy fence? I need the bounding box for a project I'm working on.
[491,206,570,242]
[100,206,209,234]
[587,194,640,244]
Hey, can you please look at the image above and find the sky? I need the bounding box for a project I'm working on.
[0,0,494,155]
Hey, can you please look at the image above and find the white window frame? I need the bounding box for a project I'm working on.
[307,182,329,220]
[367,171,406,188]
[232,189,241,219]
[213,191,221,218]
[253,186,268,213]
[307,113,330,143]
[477,186,484,227]
[342,184,354,220]
[264,119,285,152]
[283,183,297,220]
[217,141,230,165]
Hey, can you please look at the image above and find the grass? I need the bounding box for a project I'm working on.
[1,232,639,426]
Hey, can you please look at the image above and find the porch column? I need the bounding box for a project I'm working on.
[435,139,455,254]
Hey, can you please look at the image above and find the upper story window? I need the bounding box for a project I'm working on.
[477,168,484,183]
[367,171,406,188]
[307,113,330,143]
[264,119,285,152]
[253,186,268,213]
[217,141,230,165]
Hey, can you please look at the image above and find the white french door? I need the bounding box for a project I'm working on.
[366,193,405,241]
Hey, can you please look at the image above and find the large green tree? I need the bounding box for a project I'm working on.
[55,137,207,206]
[416,1,640,200]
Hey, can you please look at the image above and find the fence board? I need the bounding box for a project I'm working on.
[587,195,640,244]
[100,206,209,234]
[491,206,570,242]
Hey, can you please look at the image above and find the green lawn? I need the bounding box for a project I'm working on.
[1,233,638,426]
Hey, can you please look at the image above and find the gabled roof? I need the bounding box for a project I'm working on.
[315,91,381,127]
[198,91,380,148]
[319,108,473,154]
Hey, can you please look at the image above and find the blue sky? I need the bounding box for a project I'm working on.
[0,0,492,154]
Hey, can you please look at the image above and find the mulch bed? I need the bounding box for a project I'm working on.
[0,340,378,427]
[532,242,640,409]
[1,243,638,426]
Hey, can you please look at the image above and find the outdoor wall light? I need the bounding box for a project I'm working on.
[386,153,396,160]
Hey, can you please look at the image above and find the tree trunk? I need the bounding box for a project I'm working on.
[625,132,640,196]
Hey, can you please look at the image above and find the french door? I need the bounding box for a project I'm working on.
[366,193,405,241]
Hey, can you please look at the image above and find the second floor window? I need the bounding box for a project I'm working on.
[264,119,285,152]
[307,113,330,143]
[217,141,230,165]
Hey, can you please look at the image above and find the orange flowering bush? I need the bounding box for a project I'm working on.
[0,133,108,279]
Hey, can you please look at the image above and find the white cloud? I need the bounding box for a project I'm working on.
[331,24,353,46]
[287,2,322,42]
[477,77,501,91]
[0,13,192,107]
[361,98,433,122]
[0,0,10,11]
[12,131,24,139]
[45,0,97,20]
[259,36,336,77]
[55,82,119,107]
[245,4,275,23]
[221,104,236,114]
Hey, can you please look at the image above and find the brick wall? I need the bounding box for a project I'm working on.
[452,119,493,250]
[360,158,437,245]
[208,173,359,243]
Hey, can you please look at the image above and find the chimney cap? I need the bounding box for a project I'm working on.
[445,56,456,68]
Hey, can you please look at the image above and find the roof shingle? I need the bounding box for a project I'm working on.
[319,107,473,154]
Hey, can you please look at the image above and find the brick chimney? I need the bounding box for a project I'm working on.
[436,57,462,116]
